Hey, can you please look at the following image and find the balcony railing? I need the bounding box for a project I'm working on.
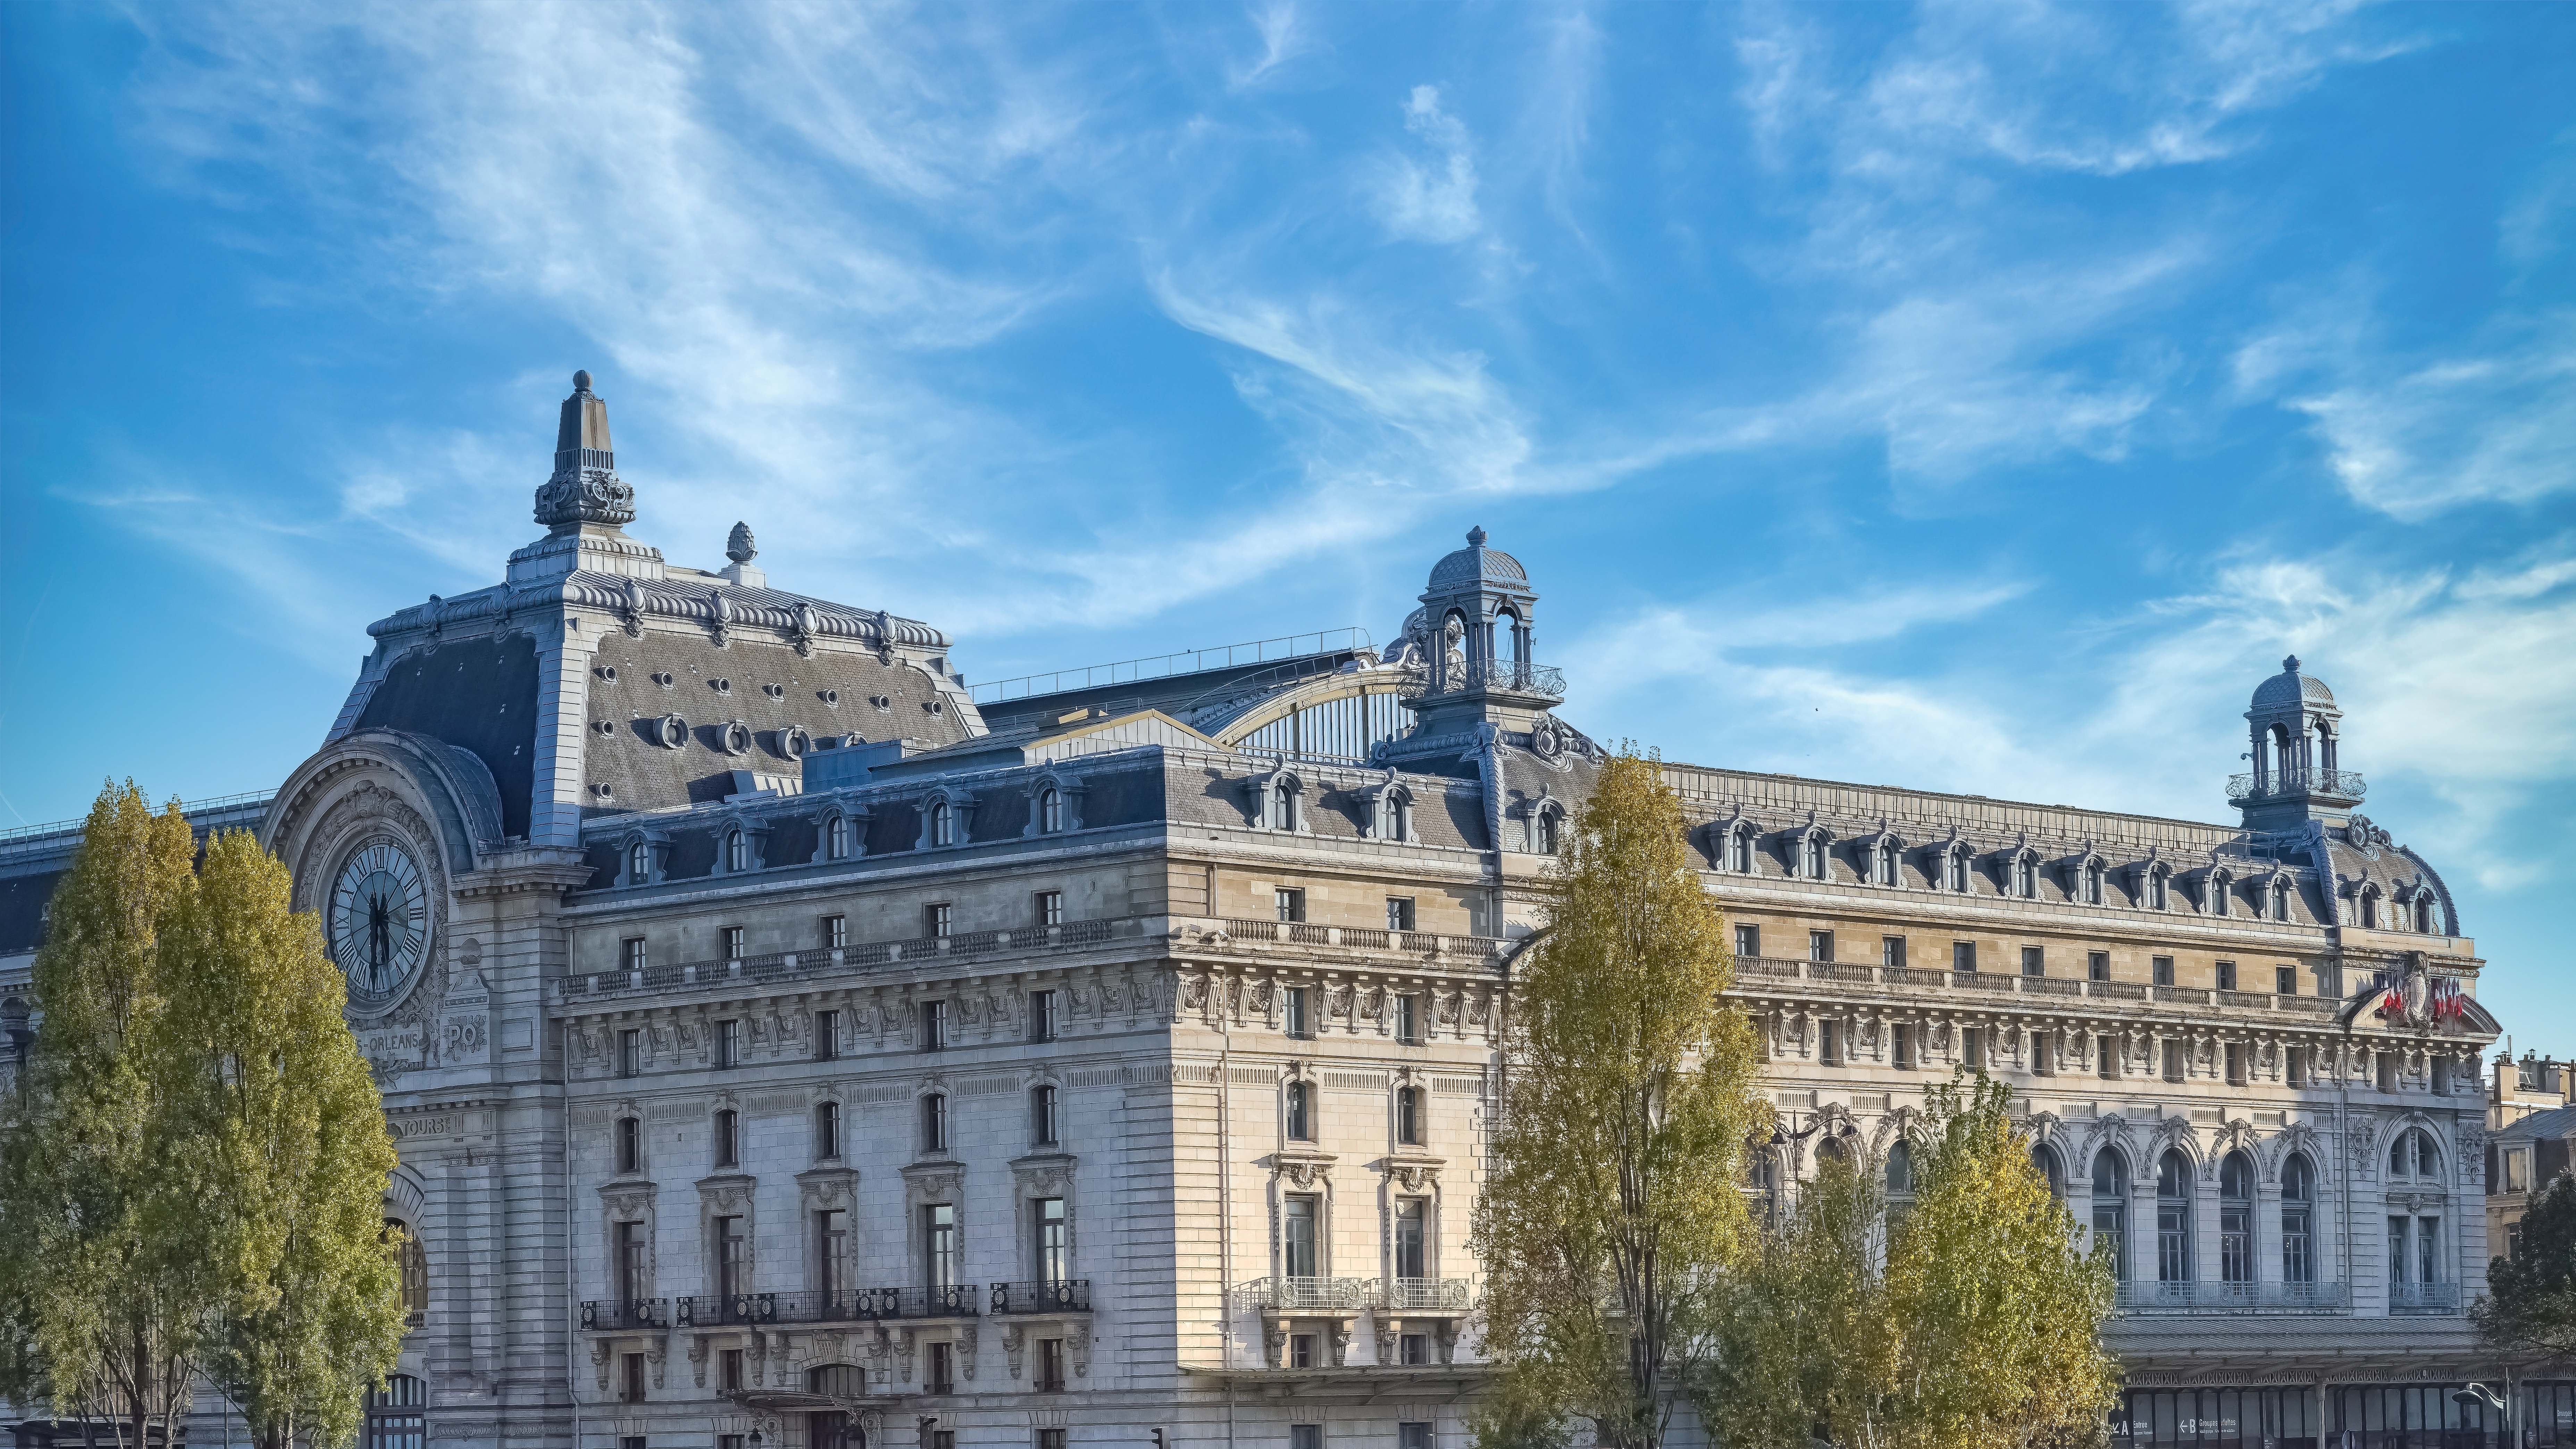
[2227,768,2365,803]
[2113,1281,2349,1314]
[992,1280,1092,1314]
[1247,1276,1368,1312]
[876,1284,980,1319]
[561,920,1120,1001]
[2389,1282,2460,1314]
[1220,919,1512,963]
[1371,1277,1472,1313]
[1724,957,2342,1017]
[1422,660,1566,700]
[580,1298,668,1330]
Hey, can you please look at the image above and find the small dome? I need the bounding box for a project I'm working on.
[2252,654,2336,711]
[1427,526,1529,592]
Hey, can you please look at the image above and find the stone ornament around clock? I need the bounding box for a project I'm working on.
[331,838,432,1011]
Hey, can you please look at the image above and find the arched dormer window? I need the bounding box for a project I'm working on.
[1942,843,1971,893]
[1265,776,1304,833]
[1369,782,1415,843]
[2145,863,2169,912]
[725,828,748,874]
[825,813,852,861]
[1726,822,1754,874]
[2359,883,2381,929]
[2079,857,2106,905]
[930,799,954,848]
[2269,878,2291,921]
[1536,802,1564,855]
[2414,895,2433,933]
[625,839,652,887]
[1800,831,1829,881]
[1875,839,1901,888]
[2011,850,2038,899]
[2208,869,2234,918]
[1038,786,1063,834]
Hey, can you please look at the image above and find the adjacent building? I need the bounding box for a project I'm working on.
[1,372,2562,1449]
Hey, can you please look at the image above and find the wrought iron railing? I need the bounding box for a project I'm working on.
[1219,919,1512,962]
[875,1284,980,1319]
[1423,660,1565,699]
[1370,1277,1472,1313]
[2389,1282,2459,1314]
[2227,768,2365,802]
[2114,1281,2348,1314]
[561,920,1124,1000]
[991,1279,1091,1314]
[1247,1276,1368,1312]
[580,1298,668,1330]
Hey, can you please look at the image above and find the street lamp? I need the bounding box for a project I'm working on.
[2452,1384,2508,1443]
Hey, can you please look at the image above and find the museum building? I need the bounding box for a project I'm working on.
[1,372,2564,1449]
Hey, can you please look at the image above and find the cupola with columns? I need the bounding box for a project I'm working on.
[2230,654,2366,832]
[1401,526,1565,738]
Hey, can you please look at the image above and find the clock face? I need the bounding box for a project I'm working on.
[330,840,430,1009]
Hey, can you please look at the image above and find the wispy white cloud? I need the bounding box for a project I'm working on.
[2286,332,2576,520]
[1372,86,1483,245]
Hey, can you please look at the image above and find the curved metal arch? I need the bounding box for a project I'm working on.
[1202,669,1420,748]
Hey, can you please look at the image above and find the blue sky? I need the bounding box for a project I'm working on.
[4,2,2571,1055]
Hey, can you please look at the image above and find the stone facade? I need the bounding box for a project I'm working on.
[0,372,2549,1449]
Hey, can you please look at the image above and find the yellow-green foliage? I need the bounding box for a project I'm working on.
[1473,751,1771,1449]
[1703,1158,1893,1449]
[0,784,403,1449]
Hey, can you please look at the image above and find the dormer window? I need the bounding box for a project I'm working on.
[2360,886,2380,929]
[1943,846,1969,893]
[2210,871,2233,917]
[2270,880,2291,921]
[2414,897,2433,933]
[1039,787,1063,834]
[1874,840,1899,887]
[2012,852,2037,899]
[2146,864,2168,911]
[930,799,955,848]
[2080,859,2104,905]
[725,829,748,874]
[826,814,851,860]
[1266,778,1301,833]
[1800,834,1826,880]
[627,841,649,885]
[1537,808,1562,855]
[1726,825,1753,874]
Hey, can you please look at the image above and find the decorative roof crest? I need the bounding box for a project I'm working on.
[533,370,635,530]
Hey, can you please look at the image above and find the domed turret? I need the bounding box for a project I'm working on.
[1427,526,1530,592]
[1403,527,1560,738]
[2232,654,2362,831]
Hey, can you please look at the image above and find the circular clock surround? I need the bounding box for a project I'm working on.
[330,837,433,1012]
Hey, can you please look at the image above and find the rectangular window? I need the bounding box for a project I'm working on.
[1401,1334,1429,1366]
[1031,1084,1060,1146]
[1808,930,1834,963]
[926,1340,954,1394]
[621,937,648,972]
[1393,1199,1426,1280]
[2388,1215,2410,1286]
[815,1010,839,1061]
[2286,1044,2308,1087]
[721,1348,744,1391]
[713,1109,739,1169]
[615,1220,646,1302]
[1286,1082,1312,1140]
[1387,897,1416,931]
[2098,1034,2119,1080]
[2276,964,2298,996]
[2504,1148,2530,1192]
[1285,987,1311,1039]
[815,1101,841,1159]
[1962,1027,1984,1070]
[2088,950,2110,982]
[618,1028,641,1078]
[922,1000,948,1052]
[926,903,952,939]
[1036,1342,1067,1396]
[2377,1052,2397,1092]
[1035,1197,1067,1282]
[615,1116,640,1174]
[1291,1426,1322,1449]
[1892,1022,1913,1070]
[2216,960,2238,992]
[931,1434,955,1449]
[1952,941,1976,974]
[2164,1039,2185,1082]
[2225,1042,2246,1086]
[1399,1425,1432,1449]
[1290,1335,1316,1370]
[922,1093,948,1154]
[925,1204,957,1289]
[2021,946,2044,978]
[714,1215,746,1300]
[1818,1019,1841,1066]
[1394,993,1420,1044]
[823,914,847,950]
[2419,1216,2439,1285]
[2151,955,2175,987]
[717,925,745,960]
[716,1019,741,1069]
[818,1208,847,1296]
[622,1353,645,1402]
[1276,888,1306,923]
[1396,1086,1422,1144]
[1036,890,1063,927]
[1030,989,1059,1042]
[2433,1055,2452,1094]
[1735,923,1760,959]
[1881,935,1906,969]
[1283,1196,1318,1279]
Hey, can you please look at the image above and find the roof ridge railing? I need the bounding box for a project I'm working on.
[0,789,277,847]
[969,628,1373,706]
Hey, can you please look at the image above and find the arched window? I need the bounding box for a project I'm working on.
[1271,779,1297,832]
[1946,846,1970,893]
[1286,1081,1312,1141]
[2271,880,2291,921]
[814,1101,841,1161]
[2156,1150,2192,1286]
[2082,859,2105,905]
[1030,1084,1060,1147]
[1876,840,1900,887]
[1396,1086,1423,1146]
[2092,1150,2128,1281]
[2013,853,2037,899]
[1727,826,1753,874]
[1815,1133,1850,1169]
[826,814,851,860]
[1886,1140,1914,1196]
[383,1221,428,1320]
[627,840,649,883]
[2210,871,2233,918]
[1039,787,1063,834]
[1802,834,1827,880]
[2146,864,2168,911]
[930,799,954,848]
[2414,896,2433,933]
[2031,1143,2062,1199]
[2390,1128,2439,1181]
[364,1374,426,1449]
[2281,1155,2315,1285]
[1538,808,1562,855]
[2219,1152,2255,1287]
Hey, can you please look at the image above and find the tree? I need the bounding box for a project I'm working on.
[1472,750,1771,1449]
[0,782,204,1449]
[2476,1167,2576,1364]
[0,785,404,1449]
[1701,1071,2117,1449]
[166,830,404,1449]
